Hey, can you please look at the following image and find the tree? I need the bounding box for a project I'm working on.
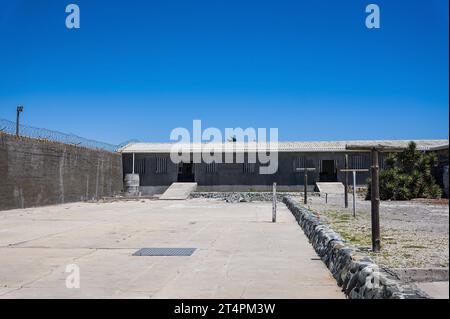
[366,142,441,200]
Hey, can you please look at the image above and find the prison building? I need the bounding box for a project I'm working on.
[119,140,449,195]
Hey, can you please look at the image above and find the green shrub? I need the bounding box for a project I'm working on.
[366,142,442,200]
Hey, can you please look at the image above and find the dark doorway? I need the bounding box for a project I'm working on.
[178,162,195,182]
[320,160,337,182]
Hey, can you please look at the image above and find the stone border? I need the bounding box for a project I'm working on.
[191,192,291,202]
[191,191,324,203]
[282,196,429,299]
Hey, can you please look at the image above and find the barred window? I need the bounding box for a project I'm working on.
[293,157,314,172]
[293,157,306,172]
[135,159,146,175]
[243,162,256,174]
[155,157,167,174]
[351,155,368,169]
[205,162,217,174]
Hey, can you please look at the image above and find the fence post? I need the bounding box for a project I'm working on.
[344,154,349,208]
[352,170,356,217]
[272,182,277,223]
[304,170,308,204]
[371,149,381,252]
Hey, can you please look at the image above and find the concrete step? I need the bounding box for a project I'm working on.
[159,182,198,200]
[315,182,345,194]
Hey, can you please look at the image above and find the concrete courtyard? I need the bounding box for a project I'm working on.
[0,198,343,299]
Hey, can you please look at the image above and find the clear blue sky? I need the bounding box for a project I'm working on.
[0,0,448,144]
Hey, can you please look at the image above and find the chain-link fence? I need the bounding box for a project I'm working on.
[0,118,119,152]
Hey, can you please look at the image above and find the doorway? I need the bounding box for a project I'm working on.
[177,162,195,182]
[320,160,337,182]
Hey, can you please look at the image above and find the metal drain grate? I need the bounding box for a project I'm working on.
[133,248,196,256]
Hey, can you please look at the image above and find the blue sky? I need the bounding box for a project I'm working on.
[0,0,448,144]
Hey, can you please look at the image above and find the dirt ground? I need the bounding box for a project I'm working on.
[294,194,449,269]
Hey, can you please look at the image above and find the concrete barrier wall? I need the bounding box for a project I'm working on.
[0,133,123,211]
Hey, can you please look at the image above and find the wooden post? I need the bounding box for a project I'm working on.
[344,154,349,208]
[346,143,404,253]
[296,167,316,206]
[352,170,356,218]
[371,149,381,252]
[272,182,277,223]
[304,170,308,205]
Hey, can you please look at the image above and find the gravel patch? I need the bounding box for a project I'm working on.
[297,193,449,269]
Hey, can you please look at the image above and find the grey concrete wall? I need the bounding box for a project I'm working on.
[139,186,170,196]
[0,133,123,211]
[123,153,178,186]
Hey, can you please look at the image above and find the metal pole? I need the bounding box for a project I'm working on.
[325,193,328,204]
[344,154,349,208]
[371,149,381,252]
[16,109,19,136]
[272,182,277,223]
[352,170,356,218]
[304,170,308,205]
[16,106,23,137]
[132,153,135,174]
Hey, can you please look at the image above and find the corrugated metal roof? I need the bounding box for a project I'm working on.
[119,140,448,153]
[428,144,450,151]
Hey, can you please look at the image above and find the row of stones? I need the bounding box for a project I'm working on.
[190,192,297,203]
[282,196,429,299]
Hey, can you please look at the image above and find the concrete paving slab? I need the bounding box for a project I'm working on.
[0,199,343,299]
[417,281,449,299]
[159,182,197,200]
[315,182,345,194]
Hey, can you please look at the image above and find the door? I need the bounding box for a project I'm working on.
[319,160,337,182]
[177,163,195,182]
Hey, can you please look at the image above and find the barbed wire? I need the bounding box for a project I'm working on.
[0,118,119,152]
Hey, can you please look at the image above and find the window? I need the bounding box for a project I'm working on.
[155,157,167,174]
[293,157,314,172]
[205,162,217,174]
[293,157,305,172]
[135,159,146,175]
[243,162,256,174]
[350,155,368,169]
